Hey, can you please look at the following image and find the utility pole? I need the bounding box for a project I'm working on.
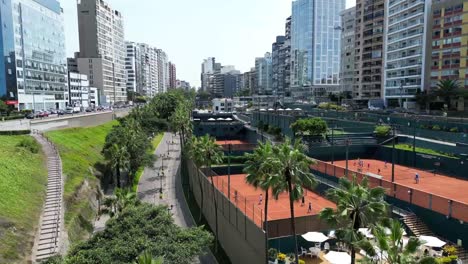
[391,125,396,183]
[112,62,116,105]
[413,119,417,167]
[228,144,231,201]
[345,138,350,177]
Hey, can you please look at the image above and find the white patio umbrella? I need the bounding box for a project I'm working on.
[358,228,374,238]
[302,232,329,243]
[268,108,274,111]
[207,118,215,121]
[216,118,225,121]
[324,251,351,264]
[285,108,293,111]
[419,236,446,248]
[294,108,302,111]
[259,108,266,111]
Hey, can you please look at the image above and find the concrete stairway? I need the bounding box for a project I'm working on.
[32,132,64,263]
[403,214,468,263]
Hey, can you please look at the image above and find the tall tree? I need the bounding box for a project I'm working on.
[270,139,317,263]
[244,142,280,264]
[103,143,130,188]
[435,79,460,109]
[198,135,224,253]
[357,218,436,264]
[319,175,388,264]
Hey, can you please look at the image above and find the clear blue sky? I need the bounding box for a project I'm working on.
[62,0,355,87]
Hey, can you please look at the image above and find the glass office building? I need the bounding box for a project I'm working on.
[0,0,67,110]
[291,0,345,90]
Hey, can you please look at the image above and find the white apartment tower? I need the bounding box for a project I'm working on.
[157,50,169,93]
[77,0,127,104]
[383,0,432,106]
[125,42,160,97]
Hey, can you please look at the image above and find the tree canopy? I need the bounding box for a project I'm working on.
[62,204,213,264]
[290,117,328,137]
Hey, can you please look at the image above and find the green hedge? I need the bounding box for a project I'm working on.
[0,130,31,135]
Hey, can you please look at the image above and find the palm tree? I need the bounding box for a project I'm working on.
[357,218,436,264]
[270,139,317,263]
[244,142,280,264]
[319,175,388,264]
[187,137,205,222]
[435,80,460,109]
[103,188,139,217]
[103,143,130,188]
[198,135,224,253]
[133,250,163,264]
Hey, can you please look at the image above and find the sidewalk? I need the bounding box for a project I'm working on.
[137,132,217,263]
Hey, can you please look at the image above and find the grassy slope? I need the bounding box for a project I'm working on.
[132,133,164,192]
[46,121,118,243]
[0,136,47,263]
[385,143,458,159]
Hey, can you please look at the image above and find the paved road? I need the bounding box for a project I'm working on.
[0,109,129,131]
[138,133,217,263]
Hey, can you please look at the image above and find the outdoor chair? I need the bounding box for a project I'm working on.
[324,242,330,252]
[300,247,307,256]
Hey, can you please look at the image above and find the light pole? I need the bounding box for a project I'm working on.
[228,144,231,201]
[391,125,396,183]
[331,120,335,165]
[345,138,350,177]
[409,119,417,167]
[399,82,404,109]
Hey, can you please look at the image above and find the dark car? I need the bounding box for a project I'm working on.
[49,109,58,114]
[57,109,65,115]
[26,113,35,119]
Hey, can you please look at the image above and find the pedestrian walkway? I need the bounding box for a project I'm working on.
[31,132,64,263]
[138,132,217,263]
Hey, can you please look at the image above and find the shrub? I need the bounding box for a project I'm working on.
[291,117,328,136]
[443,245,458,256]
[277,253,287,261]
[268,248,278,260]
[450,127,459,133]
[374,125,391,137]
[432,125,441,131]
[16,137,40,153]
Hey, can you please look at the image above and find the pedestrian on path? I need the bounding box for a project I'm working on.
[308,202,312,213]
[415,173,420,184]
[301,196,305,207]
[378,168,381,175]
[234,190,238,203]
[385,161,388,168]
[258,194,263,205]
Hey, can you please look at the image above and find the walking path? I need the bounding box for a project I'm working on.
[138,132,217,263]
[31,132,65,263]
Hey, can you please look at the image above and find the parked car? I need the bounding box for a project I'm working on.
[26,113,35,119]
[65,108,74,114]
[85,107,93,112]
[36,111,49,118]
[57,109,65,115]
[49,109,58,114]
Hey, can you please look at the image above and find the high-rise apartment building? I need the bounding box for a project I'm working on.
[255,52,273,95]
[201,57,215,92]
[383,0,432,106]
[243,68,257,95]
[340,7,356,96]
[125,42,140,94]
[77,0,126,104]
[272,19,291,99]
[157,49,168,93]
[425,0,467,92]
[290,0,345,99]
[354,0,385,104]
[169,62,177,89]
[0,0,68,110]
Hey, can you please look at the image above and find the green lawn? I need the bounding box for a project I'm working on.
[46,120,118,243]
[386,144,458,159]
[0,135,47,263]
[132,133,164,192]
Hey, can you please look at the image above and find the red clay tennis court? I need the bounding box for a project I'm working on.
[212,174,336,227]
[332,159,468,204]
[215,140,248,146]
